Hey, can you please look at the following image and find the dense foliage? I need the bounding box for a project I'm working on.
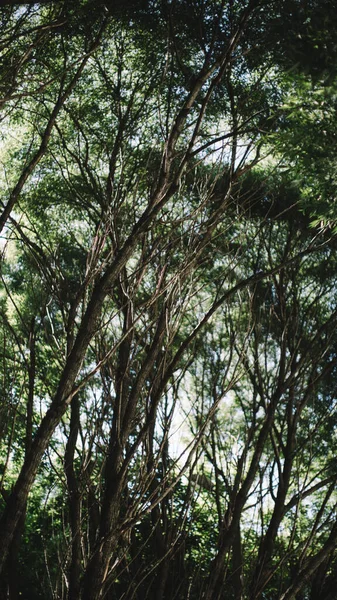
[1,1,337,599]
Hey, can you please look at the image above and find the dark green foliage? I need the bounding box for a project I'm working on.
[1,2,337,600]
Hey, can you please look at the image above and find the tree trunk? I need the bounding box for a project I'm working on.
[65,395,82,600]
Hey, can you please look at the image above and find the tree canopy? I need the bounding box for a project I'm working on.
[1,1,337,599]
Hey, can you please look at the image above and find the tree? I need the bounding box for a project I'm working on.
[1,1,337,599]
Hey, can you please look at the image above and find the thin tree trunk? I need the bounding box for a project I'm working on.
[65,394,82,600]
